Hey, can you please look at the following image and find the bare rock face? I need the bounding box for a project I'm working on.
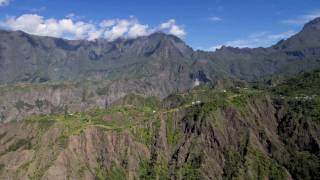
[0,122,149,180]
[45,128,149,180]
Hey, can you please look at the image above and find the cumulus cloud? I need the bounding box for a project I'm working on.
[127,23,149,38]
[0,14,186,41]
[0,0,10,6]
[159,19,186,37]
[210,30,296,51]
[282,10,320,25]
[3,14,99,40]
[99,19,115,28]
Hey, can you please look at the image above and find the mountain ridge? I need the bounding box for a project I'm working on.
[0,17,320,123]
[1,17,320,86]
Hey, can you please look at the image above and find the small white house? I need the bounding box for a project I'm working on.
[196,100,201,104]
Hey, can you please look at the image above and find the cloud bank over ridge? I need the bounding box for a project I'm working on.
[0,14,186,41]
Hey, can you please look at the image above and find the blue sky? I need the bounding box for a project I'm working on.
[0,0,320,50]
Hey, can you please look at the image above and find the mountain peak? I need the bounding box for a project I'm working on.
[272,17,320,50]
[137,32,192,58]
[303,17,320,29]
[148,32,184,42]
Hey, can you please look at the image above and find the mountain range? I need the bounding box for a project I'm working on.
[0,17,320,123]
[1,17,320,86]
[0,17,319,180]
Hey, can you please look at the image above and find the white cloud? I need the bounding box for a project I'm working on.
[127,23,149,38]
[208,16,222,22]
[1,14,186,41]
[210,30,296,51]
[282,10,320,25]
[99,19,115,28]
[159,19,175,29]
[3,14,99,40]
[159,19,186,37]
[0,0,10,6]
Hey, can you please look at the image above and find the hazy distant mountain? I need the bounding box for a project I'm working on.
[1,17,320,88]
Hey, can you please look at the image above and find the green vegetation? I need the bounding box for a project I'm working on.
[18,71,49,83]
[106,165,126,180]
[290,97,320,123]
[6,138,32,152]
[139,159,155,179]
[0,164,4,172]
[245,148,287,180]
[139,156,169,180]
[154,158,170,180]
[96,87,108,96]
[285,151,320,180]
[19,161,32,171]
[0,132,7,140]
[26,97,161,143]
[35,99,49,110]
[223,146,287,180]
[56,135,69,149]
[180,154,203,180]
[223,149,243,179]
[272,69,320,96]
[37,117,55,132]
[15,100,34,111]
[95,161,126,180]
[166,113,182,145]
[1,74,319,179]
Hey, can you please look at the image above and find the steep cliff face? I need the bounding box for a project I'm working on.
[0,122,149,179]
[0,78,318,179]
[0,78,182,123]
[0,30,194,86]
[1,18,320,87]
